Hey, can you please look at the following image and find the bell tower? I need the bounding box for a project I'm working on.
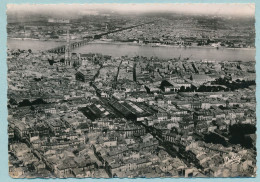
[65,28,71,65]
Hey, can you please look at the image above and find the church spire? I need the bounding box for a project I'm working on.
[65,28,71,65]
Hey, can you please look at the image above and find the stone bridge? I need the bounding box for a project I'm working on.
[47,39,90,53]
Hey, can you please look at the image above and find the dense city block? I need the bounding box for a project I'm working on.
[7,4,256,178]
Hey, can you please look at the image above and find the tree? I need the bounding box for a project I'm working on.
[18,99,31,107]
[219,105,225,110]
[31,98,47,105]
[185,87,191,92]
[204,132,227,146]
[229,123,256,148]
[205,86,212,92]
[180,86,185,92]
[9,98,17,105]
[73,61,77,68]
[48,59,55,65]
[190,85,197,92]
[60,58,65,64]
[198,85,207,92]
[229,124,256,135]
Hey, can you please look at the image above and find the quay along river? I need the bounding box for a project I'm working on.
[7,39,255,62]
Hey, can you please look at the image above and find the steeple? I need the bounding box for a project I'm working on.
[65,28,71,65]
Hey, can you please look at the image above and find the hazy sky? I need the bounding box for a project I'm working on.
[7,3,255,19]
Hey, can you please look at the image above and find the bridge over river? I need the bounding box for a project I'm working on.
[47,39,91,53]
[47,21,155,54]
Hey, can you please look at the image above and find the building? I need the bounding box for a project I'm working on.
[190,74,214,85]
[75,70,95,82]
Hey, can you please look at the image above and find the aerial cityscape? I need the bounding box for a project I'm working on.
[7,4,256,178]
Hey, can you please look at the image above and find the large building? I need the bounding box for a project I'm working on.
[75,69,96,82]
[190,74,214,85]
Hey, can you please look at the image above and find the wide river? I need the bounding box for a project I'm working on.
[7,39,255,62]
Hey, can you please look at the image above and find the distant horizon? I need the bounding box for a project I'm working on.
[7,3,255,21]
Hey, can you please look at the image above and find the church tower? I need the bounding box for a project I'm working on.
[65,29,71,65]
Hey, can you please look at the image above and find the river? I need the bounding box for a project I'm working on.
[7,39,255,62]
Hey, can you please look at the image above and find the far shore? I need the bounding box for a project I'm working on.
[90,40,256,51]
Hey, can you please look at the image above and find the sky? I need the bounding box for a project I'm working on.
[7,3,255,20]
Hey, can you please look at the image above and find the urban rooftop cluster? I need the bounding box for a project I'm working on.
[8,47,256,178]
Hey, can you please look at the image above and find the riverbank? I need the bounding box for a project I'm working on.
[90,39,256,51]
[8,37,69,42]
